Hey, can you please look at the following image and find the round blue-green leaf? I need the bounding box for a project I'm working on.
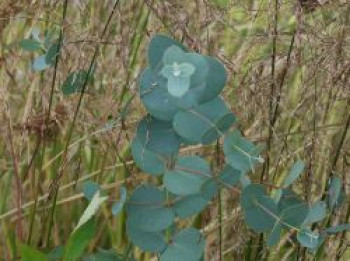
[241,184,278,232]
[173,195,208,219]
[162,46,208,89]
[218,165,242,187]
[241,184,266,208]
[223,130,263,174]
[131,137,168,175]
[126,219,166,253]
[160,228,205,261]
[280,203,309,228]
[194,56,227,103]
[136,115,180,156]
[126,185,175,232]
[163,55,227,107]
[139,67,179,121]
[304,201,326,225]
[172,179,218,218]
[160,61,195,97]
[244,196,278,232]
[164,156,211,195]
[148,35,187,71]
[173,98,236,145]
[297,229,319,249]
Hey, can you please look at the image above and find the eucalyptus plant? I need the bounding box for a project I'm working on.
[125,35,349,260]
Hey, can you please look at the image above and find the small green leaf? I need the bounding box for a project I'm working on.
[74,191,107,232]
[62,70,92,95]
[33,55,50,71]
[45,43,60,65]
[304,201,327,225]
[283,160,305,187]
[297,229,319,249]
[223,131,263,174]
[164,156,211,195]
[161,228,205,261]
[111,186,127,216]
[82,181,100,201]
[20,244,48,261]
[19,39,43,52]
[126,185,175,232]
[64,220,96,261]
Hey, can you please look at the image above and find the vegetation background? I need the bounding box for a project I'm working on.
[0,0,349,260]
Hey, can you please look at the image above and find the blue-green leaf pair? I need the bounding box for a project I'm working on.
[140,35,229,122]
[131,111,235,175]
[126,185,205,260]
[241,185,311,247]
[223,130,263,174]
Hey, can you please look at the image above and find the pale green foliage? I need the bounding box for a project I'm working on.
[74,191,107,232]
